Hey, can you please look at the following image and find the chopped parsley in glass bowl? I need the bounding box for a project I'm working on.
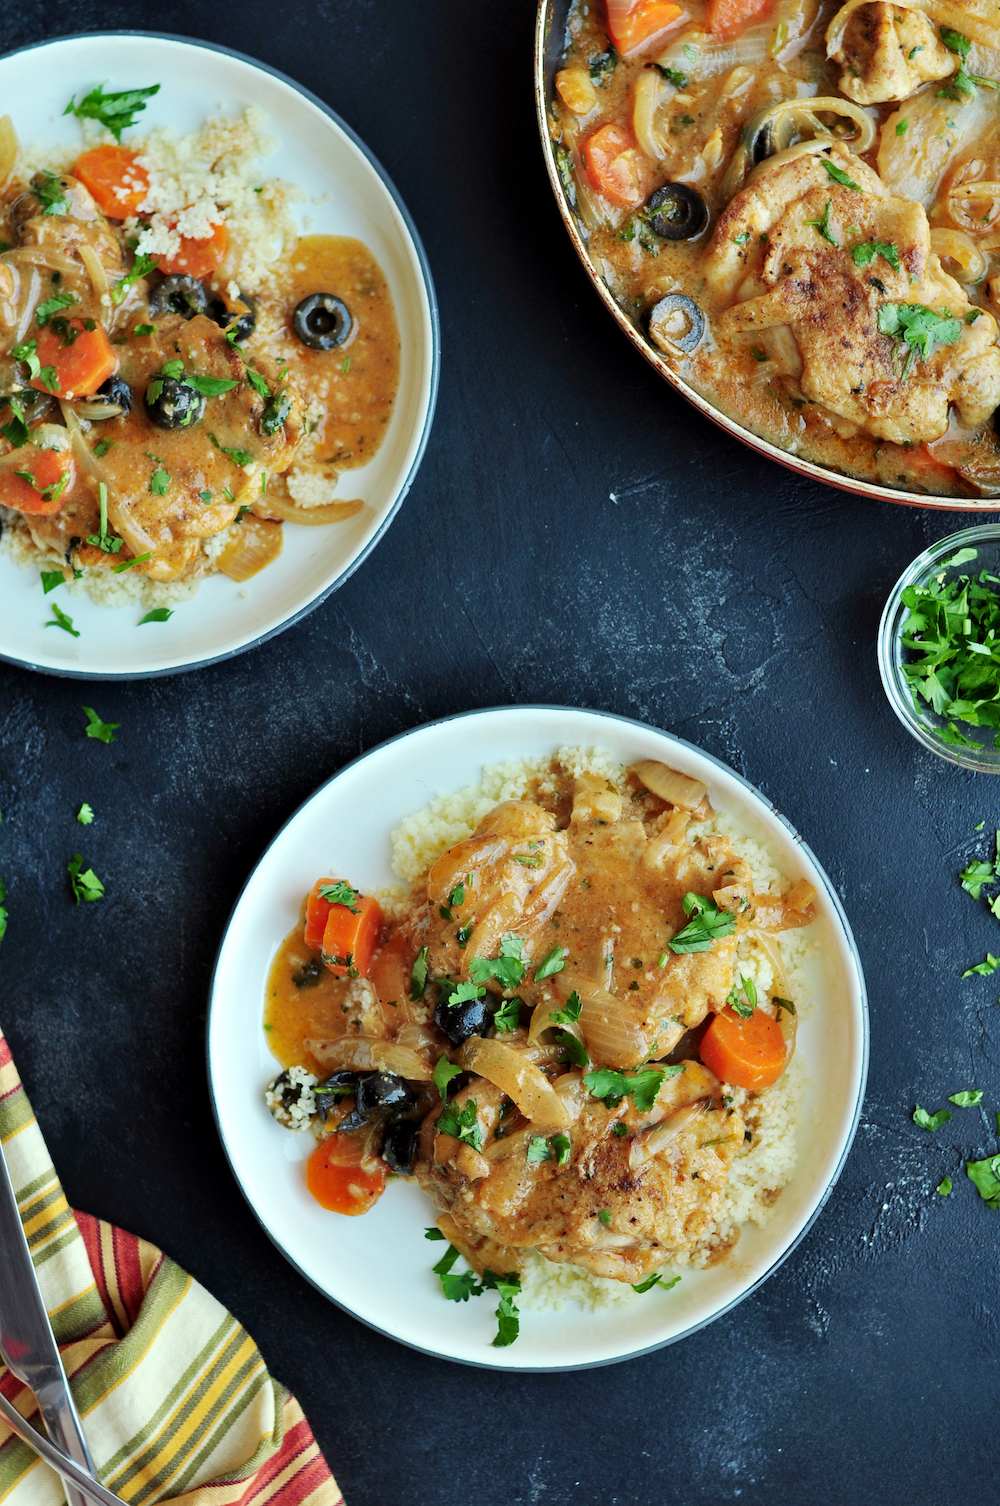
[879,524,1000,773]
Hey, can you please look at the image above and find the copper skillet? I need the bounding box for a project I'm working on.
[533,0,1000,512]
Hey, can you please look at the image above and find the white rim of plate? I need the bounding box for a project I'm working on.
[207,705,870,1371]
[0,31,440,680]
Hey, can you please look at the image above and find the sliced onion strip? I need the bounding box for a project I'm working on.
[261,495,365,525]
[77,242,109,302]
[630,759,708,810]
[458,1035,570,1130]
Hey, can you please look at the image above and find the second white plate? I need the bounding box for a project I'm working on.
[0,32,438,678]
[207,706,868,1370]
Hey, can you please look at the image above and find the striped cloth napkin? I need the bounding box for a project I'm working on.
[0,1031,344,1506]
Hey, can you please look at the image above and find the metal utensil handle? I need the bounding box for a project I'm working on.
[35,1380,98,1506]
[0,1389,122,1506]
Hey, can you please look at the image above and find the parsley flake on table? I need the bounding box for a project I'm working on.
[535,944,568,981]
[877,302,963,380]
[668,893,737,953]
[947,1089,984,1107]
[469,933,526,990]
[936,1175,952,1196]
[962,953,1000,977]
[76,803,94,825]
[966,1152,1000,1209]
[317,880,360,912]
[82,706,120,743]
[46,602,78,637]
[64,82,160,141]
[0,879,7,953]
[67,854,104,904]
[913,1104,952,1131]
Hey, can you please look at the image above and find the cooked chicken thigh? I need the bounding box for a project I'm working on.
[828,2,954,104]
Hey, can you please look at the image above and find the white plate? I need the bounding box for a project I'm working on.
[208,706,869,1370]
[0,32,439,679]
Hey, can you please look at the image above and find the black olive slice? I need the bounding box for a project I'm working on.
[646,183,709,242]
[207,291,257,342]
[434,991,495,1045]
[314,1070,359,1123]
[648,293,705,355]
[292,293,353,351]
[95,375,133,416]
[383,1120,417,1175]
[150,274,209,320]
[144,376,206,429]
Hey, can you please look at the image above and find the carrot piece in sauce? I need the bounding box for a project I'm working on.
[160,221,228,279]
[706,0,775,39]
[306,1135,386,1214]
[581,123,651,208]
[73,145,150,218]
[303,878,336,951]
[30,319,116,400]
[605,0,684,56]
[700,1005,786,1091]
[0,445,74,516]
[322,892,382,979]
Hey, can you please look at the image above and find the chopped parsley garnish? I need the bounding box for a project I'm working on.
[409,945,429,1001]
[139,608,172,624]
[92,438,114,458]
[424,1226,446,1240]
[852,239,901,272]
[1,395,29,448]
[64,82,160,141]
[438,1097,484,1151]
[111,247,160,306]
[732,231,751,245]
[804,200,838,245]
[548,990,582,1025]
[36,290,78,326]
[896,118,908,136]
[512,852,543,868]
[456,923,473,948]
[291,958,322,989]
[469,933,526,990]
[16,462,70,506]
[11,339,40,380]
[936,27,997,99]
[68,853,104,904]
[112,552,152,573]
[31,172,70,216]
[87,481,123,554]
[526,1135,551,1164]
[433,1054,463,1101]
[133,323,157,337]
[913,1104,952,1131]
[727,974,757,1019]
[655,65,687,86]
[76,803,94,825]
[46,601,78,637]
[589,45,618,83]
[773,997,796,1016]
[185,372,239,397]
[209,431,254,467]
[82,705,119,743]
[584,1064,682,1113]
[899,559,1000,748]
[40,569,66,594]
[632,1272,681,1294]
[668,893,737,953]
[317,880,361,913]
[493,997,522,1033]
[551,1132,571,1166]
[821,159,861,191]
[750,347,770,362]
[947,1089,983,1107]
[962,953,999,977]
[341,355,352,375]
[149,466,171,496]
[535,945,568,981]
[967,1153,1000,1209]
[439,979,486,1008]
[936,1175,952,1196]
[0,880,6,953]
[877,302,963,379]
[262,389,292,435]
[598,1209,612,1226]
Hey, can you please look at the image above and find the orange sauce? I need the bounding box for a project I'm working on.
[264,922,352,1077]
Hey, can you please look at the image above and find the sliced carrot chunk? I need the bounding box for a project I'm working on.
[700,1005,786,1090]
[581,123,652,208]
[605,0,684,56]
[322,893,383,979]
[706,0,775,39]
[30,319,116,400]
[160,221,228,279]
[0,446,74,516]
[73,145,149,219]
[306,1135,386,1214]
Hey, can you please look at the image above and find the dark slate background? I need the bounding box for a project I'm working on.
[1,4,998,1502]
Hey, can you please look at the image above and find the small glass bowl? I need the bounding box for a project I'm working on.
[878,523,1000,774]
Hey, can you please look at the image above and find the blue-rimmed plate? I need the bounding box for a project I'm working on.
[0,32,438,678]
[207,705,868,1370]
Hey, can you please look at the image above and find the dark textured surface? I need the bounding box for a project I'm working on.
[1,4,999,1503]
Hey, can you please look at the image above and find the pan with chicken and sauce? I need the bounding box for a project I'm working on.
[0,92,399,600]
[263,753,816,1345]
[541,0,1000,501]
